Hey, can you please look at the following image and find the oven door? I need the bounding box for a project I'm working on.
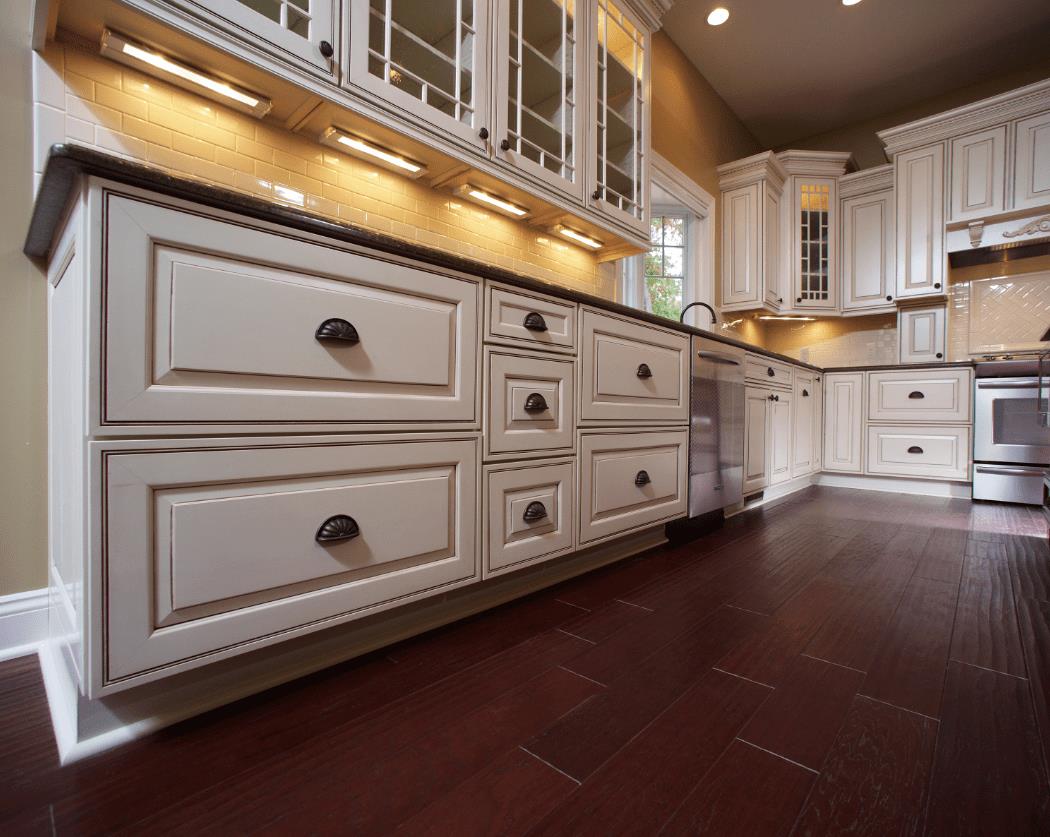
[974,377,1050,464]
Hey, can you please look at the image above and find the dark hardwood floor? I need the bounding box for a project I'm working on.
[3,486,1050,836]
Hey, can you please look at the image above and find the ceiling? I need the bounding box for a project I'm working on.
[662,0,1050,149]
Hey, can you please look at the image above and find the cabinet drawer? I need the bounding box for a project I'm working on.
[868,369,972,422]
[579,429,688,545]
[485,459,575,577]
[103,194,478,428]
[866,425,970,481]
[745,354,794,390]
[102,438,478,689]
[487,284,577,353]
[486,349,575,458]
[580,309,689,423]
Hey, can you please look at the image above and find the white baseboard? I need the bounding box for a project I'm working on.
[815,472,972,499]
[0,588,48,662]
[725,474,815,518]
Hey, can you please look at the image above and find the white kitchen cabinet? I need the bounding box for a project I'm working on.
[718,153,786,312]
[348,0,492,151]
[792,371,817,478]
[898,305,946,365]
[743,385,771,494]
[866,425,970,481]
[895,143,946,300]
[867,368,971,423]
[1013,111,1050,211]
[823,372,864,473]
[590,0,651,235]
[812,375,823,472]
[769,389,793,485]
[839,166,895,313]
[493,0,587,199]
[949,126,1007,222]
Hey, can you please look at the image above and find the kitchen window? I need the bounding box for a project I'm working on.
[643,212,689,320]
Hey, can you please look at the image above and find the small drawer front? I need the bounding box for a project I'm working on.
[487,284,577,353]
[104,194,478,427]
[745,355,794,390]
[485,459,575,577]
[868,369,972,422]
[579,430,688,545]
[486,350,575,458]
[580,309,689,423]
[103,438,478,688]
[866,425,971,481]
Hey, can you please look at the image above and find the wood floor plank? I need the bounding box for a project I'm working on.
[1016,596,1050,790]
[790,696,937,837]
[859,573,959,719]
[912,527,969,585]
[925,661,1050,836]
[557,598,653,644]
[949,545,1026,677]
[660,740,815,836]
[739,654,864,770]
[526,606,764,782]
[728,532,850,615]
[1007,533,1050,602]
[394,748,578,837]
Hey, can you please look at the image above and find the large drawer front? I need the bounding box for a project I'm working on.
[487,284,577,353]
[579,429,688,545]
[486,349,575,458]
[868,369,972,422]
[866,425,971,480]
[103,194,478,427]
[485,459,575,577]
[580,309,689,423]
[103,438,478,687]
[745,354,794,390]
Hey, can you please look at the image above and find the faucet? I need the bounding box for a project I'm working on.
[679,302,718,326]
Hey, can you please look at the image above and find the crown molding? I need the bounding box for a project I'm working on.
[838,163,894,198]
[717,151,788,191]
[776,149,855,178]
[621,0,675,31]
[878,77,1050,156]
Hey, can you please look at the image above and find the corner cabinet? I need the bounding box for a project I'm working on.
[839,165,895,314]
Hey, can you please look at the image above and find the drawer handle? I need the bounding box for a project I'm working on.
[767,367,775,377]
[907,446,924,455]
[315,514,360,544]
[315,318,360,344]
[523,393,549,413]
[523,312,548,332]
[637,363,653,379]
[523,501,547,523]
[908,391,925,399]
[635,470,651,486]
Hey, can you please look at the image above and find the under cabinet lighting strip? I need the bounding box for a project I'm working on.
[320,128,427,178]
[99,29,271,118]
[553,224,603,250]
[454,185,530,218]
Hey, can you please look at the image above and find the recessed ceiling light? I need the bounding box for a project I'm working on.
[842,0,862,5]
[707,7,730,26]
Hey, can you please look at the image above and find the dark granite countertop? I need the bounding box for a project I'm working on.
[32,145,969,377]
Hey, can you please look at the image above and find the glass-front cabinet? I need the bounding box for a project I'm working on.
[349,0,491,150]
[592,0,649,231]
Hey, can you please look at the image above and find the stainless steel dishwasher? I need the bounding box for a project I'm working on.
[688,336,746,517]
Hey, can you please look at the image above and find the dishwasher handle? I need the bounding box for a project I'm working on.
[696,351,742,366]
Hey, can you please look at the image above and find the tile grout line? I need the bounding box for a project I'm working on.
[712,666,775,690]
[800,652,866,675]
[518,745,582,786]
[855,692,941,724]
[614,598,654,612]
[555,599,590,613]
[949,658,1029,681]
[555,628,596,646]
[735,737,819,774]
[556,664,607,689]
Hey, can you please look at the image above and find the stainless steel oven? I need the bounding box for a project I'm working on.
[973,360,1050,504]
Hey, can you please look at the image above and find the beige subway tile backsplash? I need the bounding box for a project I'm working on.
[33,41,602,293]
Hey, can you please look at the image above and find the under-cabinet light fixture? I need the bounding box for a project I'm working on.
[99,29,271,117]
[553,225,603,250]
[454,185,530,218]
[707,7,730,26]
[842,0,863,6]
[320,127,427,177]
[758,315,817,322]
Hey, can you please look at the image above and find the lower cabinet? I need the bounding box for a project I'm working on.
[866,425,970,481]
[823,372,865,473]
[769,390,794,485]
[578,429,689,545]
[744,386,771,494]
[791,372,817,478]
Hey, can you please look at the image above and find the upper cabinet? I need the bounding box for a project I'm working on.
[839,165,895,314]
[493,0,586,198]
[591,0,650,230]
[894,143,945,300]
[948,126,1006,222]
[348,0,491,151]
[1014,111,1050,211]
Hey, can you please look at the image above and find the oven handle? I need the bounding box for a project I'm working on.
[976,379,1041,389]
[974,465,1046,476]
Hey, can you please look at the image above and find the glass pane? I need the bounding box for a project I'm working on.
[663,216,684,246]
[238,0,313,37]
[241,0,281,24]
[664,246,684,278]
[287,7,309,37]
[646,275,682,320]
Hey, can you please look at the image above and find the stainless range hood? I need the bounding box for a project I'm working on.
[948,210,1050,268]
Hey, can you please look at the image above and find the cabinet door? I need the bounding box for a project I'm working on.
[812,376,823,472]
[791,177,837,310]
[769,391,793,485]
[895,144,945,299]
[823,372,864,473]
[792,372,816,478]
[721,184,760,307]
[591,0,650,231]
[493,0,586,199]
[743,386,770,494]
[949,126,1006,222]
[841,189,894,311]
[1013,112,1050,211]
[763,183,783,308]
[348,0,491,150]
[178,0,337,72]
[898,306,946,364]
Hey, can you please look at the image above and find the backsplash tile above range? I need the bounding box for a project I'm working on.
[949,270,1050,357]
